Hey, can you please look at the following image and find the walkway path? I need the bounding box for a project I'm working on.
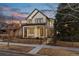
[0,42,79,54]
[28,45,44,54]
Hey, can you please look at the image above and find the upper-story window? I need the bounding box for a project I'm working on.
[35,18,43,23]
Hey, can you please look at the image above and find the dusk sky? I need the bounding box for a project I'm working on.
[0,3,59,18]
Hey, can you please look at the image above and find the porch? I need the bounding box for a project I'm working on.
[23,25,47,39]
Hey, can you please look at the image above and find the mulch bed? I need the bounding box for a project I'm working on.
[37,48,79,56]
[2,38,47,44]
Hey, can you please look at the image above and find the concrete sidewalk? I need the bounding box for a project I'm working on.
[28,45,44,54]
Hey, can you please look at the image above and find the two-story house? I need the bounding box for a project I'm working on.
[22,9,54,39]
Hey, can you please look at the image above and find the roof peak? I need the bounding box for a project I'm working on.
[26,8,54,19]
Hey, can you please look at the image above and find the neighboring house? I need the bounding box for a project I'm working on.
[22,9,54,39]
[0,22,8,33]
[0,22,8,38]
[0,22,21,39]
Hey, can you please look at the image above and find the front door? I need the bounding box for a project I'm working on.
[39,27,46,38]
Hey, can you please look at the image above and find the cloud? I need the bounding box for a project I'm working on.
[11,12,28,17]
[0,6,20,12]
[0,6,11,11]
[0,6,28,18]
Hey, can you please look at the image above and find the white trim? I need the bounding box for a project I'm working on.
[46,28,47,38]
[23,26,25,38]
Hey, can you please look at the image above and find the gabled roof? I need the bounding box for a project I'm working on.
[0,22,8,30]
[0,22,20,30]
[26,9,54,20]
[41,10,56,19]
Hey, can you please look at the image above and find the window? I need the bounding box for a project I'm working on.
[35,18,43,23]
[28,27,34,34]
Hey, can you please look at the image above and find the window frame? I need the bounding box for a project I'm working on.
[35,18,43,23]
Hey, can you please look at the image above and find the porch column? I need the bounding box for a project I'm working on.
[23,26,25,38]
[46,28,48,38]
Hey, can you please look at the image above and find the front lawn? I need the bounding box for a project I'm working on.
[0,45,33,54]
[37,48,79,56]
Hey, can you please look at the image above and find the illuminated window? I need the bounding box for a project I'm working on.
[40,27,43,36]
[28,27,34,34]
